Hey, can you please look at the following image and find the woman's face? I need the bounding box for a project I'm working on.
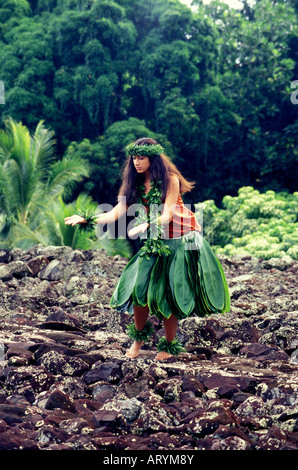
[132,155,151,174]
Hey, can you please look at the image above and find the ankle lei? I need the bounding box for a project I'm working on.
[135,180,170,258]
[157,337,185,356]
[126,321,185,356]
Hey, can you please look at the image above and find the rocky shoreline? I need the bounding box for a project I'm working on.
[0,245,297,451]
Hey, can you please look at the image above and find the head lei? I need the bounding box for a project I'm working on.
[125,142,164,158]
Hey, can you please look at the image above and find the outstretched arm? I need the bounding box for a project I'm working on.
[94,199,128,225]
[64,199,128,227]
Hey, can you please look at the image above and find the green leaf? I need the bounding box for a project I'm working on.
[132,255,156,306]
[173,241,195,316]
[155,257,173,319]
[110,253,140,308]
[199,239,225,311]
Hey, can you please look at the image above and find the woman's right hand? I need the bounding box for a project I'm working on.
[64,215,86,226]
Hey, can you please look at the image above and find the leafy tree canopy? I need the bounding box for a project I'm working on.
[0,0,297,206]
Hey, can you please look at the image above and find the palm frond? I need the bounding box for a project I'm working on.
[0,164,11,214]
[3,157,38,223]
[31,120,56,179]
[0,128,13,161]
[54,193,97,249]
[4,118,31,168]
[25,194,98,249]
[46,154,90,199]
[0,161,16,236]
[9,222,50,250]
[0,118,41,223]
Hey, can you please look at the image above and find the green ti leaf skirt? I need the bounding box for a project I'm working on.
[110,231,230,320]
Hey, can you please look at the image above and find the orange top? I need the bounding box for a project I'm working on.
[142,194,201,239]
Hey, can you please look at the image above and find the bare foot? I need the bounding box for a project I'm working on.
[125,340,143,359]
[155,351,173,361]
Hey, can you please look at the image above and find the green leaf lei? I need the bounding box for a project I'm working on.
[125,143,164,158]
[157,337,185,356]
[126,320,154,342]
[77,208,97,232]
[135,180,171,258]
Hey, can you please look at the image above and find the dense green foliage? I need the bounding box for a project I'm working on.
[0,0,297,258]
[199,186,298,259]
[0,118,131,256]
[0,0,297,206]
[0,117,87,233]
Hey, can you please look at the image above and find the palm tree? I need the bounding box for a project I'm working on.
[0,117,90,245]
[0,118,132,257]
[9,193,96,250]
[10,193,132,257]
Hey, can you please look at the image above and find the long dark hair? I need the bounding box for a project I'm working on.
[118,137,195,206]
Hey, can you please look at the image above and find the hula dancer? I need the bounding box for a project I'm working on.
[65,137,230,361]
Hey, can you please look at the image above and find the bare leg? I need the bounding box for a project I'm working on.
[126,305,149,358]
[156,314,178,361]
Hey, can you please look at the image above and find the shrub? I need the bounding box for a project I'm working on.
[196,187,297,259]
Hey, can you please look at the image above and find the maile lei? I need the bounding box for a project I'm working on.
[135,179,171,258]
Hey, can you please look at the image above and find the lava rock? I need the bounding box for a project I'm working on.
[0,247,297,450]
[83,361,122,385]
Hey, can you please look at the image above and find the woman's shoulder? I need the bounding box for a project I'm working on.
[169,172,180,183]
[169,173,180,190]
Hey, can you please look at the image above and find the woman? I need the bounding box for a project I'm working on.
[65,137,230,361]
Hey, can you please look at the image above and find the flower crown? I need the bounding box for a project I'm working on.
[125,142,164,158]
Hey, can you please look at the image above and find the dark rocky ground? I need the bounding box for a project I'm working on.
[0,245,297,451]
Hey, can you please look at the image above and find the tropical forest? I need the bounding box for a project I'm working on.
[0,0,297,260]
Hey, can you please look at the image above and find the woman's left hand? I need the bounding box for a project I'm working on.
[128,222,149,238]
